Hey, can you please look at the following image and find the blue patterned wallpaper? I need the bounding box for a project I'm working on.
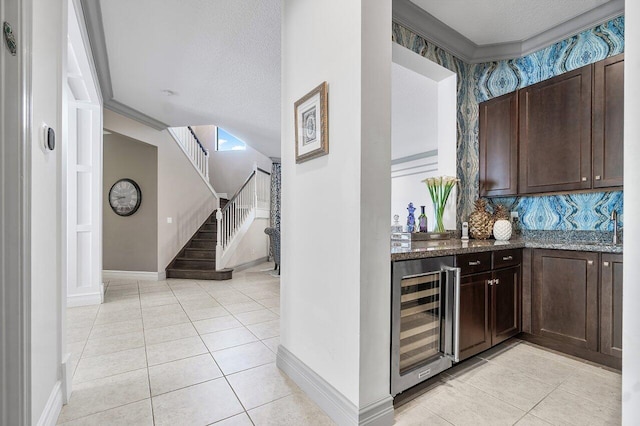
[270,161,281,230]
[487,191,623,231]
[392,16,625,231]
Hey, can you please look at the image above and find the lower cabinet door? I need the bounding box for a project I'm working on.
[459,272,491,361]
[600,254,623,358]
[491,266,521,346]
[532,250,598,351]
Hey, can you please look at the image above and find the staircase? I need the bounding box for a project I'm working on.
[165,126,271,279]
[166,199,232,280]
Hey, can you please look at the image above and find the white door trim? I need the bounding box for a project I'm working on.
[1,0,33,423]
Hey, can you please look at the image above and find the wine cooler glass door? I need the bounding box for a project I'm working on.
[398,271,443,374]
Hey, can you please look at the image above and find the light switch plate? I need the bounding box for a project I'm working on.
[167,217,173,224]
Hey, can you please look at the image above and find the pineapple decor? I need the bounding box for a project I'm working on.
[492,204,513,241]
[493,204,510,221]
[469,199,493,240]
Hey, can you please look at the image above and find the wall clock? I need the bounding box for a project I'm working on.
[109,178,142,216]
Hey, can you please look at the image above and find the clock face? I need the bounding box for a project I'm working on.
[109,179,142,216]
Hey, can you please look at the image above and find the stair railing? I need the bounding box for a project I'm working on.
[216,166,271,270]
[169,126,209,178]
[167,126,219,208]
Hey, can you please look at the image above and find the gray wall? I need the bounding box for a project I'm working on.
[103,133,158,272]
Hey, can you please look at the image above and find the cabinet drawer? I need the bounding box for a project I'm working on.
[457,252,492,275]
[493,249,521,269]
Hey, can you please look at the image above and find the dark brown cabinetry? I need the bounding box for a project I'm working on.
[600,253,623,358]
[532,249,598,351]
[478,54,624,196]
[479,92,518,196]
[519,65,593,194]
[459,271,491,360]
[593,53,624,188]
[526,249,623,369]
[457,250,521,361]
[491,266,520,346]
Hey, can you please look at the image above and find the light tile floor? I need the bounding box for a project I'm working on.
[60,263,622,425]
[394,340,622,426]
[59,263,333,425]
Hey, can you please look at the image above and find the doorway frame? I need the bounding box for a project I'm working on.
[1,0,33,423]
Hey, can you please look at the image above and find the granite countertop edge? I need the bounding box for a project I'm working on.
[391,238,623,261]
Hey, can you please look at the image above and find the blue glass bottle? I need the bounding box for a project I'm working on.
[406,203,416,232]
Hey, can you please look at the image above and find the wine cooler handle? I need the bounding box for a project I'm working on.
[442,266,461,363]
[453,267,460,362]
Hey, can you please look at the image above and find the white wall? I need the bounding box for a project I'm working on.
[391,155,438,229]
[391,63,438,159]
[31,0,64,421]
[623,2,640,423]
[391,44,457,231]
[104,110,216,272]
[281,0,391,417]
[359,0,392,410]
[191,125,272,197]
[223,217,269,268]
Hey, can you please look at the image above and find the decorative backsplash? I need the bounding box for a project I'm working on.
[486,191,623,231]
[392,16,625,229]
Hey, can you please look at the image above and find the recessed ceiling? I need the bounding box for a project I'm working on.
[87,0,281,157]
[394,0,624,63]
[410,0,610,45]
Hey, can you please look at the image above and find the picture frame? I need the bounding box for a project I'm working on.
[294,81,329,163]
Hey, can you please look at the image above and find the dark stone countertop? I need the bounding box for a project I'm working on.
[391,237,622,261]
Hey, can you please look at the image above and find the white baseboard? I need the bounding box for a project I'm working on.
[61,353,72,404]
[102,270,163,281]
[276,345,394,426]
[66,284,104,307]
[36,381,63,426]
[232,256,270,272]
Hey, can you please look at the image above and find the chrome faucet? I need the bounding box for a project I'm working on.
[611,210,618,245]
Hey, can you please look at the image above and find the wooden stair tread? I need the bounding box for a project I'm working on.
[165,205,231,281]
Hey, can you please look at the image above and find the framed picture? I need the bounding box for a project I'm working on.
[294,81,328,163]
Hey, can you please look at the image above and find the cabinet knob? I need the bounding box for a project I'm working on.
[595,175,601,181]
[604,261,610,267]
[581,177,588,182]
[488,279,494,286]
[502,256,513,261]
[468,261,481,266]
[587,260,594,266]
[494,279,500,285]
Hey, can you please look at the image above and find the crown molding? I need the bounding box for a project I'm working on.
[104,99,167,131]
[80,0,168,130]
[392,0,625,64]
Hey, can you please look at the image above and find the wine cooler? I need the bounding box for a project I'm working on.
[391,256,460,396]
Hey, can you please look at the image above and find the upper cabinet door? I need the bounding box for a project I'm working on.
[479,92,518,197]
[518,65,593,194]
[593,53,624,189]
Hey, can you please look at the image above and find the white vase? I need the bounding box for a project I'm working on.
[493,219,512,241]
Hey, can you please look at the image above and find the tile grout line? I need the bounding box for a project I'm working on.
[136,279,157,426]
[194,280,256,426]
[64,267,281,425]
[68,282,108,381]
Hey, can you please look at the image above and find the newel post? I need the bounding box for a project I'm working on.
[215,208,223,270]
[204,149,210,179]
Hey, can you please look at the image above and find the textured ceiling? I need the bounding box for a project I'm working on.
[95,0,616,158]
[99,0,281,157]
[409,0,611,45]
